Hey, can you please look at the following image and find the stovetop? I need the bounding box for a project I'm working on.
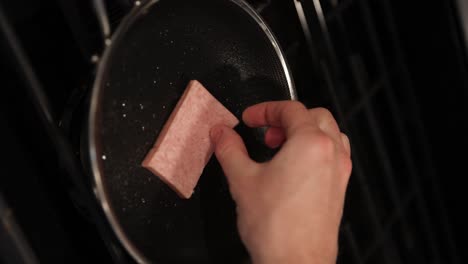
[1,0,467,263]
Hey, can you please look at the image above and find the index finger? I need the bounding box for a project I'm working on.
[242,101,312,137]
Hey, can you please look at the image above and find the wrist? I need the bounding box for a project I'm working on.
[251,243,337,264]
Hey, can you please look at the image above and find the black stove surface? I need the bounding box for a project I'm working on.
[1,0,467,263]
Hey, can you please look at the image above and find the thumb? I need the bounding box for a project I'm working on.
[210,125,257,194]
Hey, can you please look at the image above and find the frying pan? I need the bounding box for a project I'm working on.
[87,0,296,262]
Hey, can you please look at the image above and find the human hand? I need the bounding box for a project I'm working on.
[210,101,352,264]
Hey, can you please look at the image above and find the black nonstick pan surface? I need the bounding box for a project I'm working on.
[88,0,296,262]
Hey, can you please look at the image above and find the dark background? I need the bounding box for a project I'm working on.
[1,0,467,263]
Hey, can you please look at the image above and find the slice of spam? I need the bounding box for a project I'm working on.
[142,80,239,198]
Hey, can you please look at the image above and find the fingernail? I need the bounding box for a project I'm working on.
[210,126,224,143]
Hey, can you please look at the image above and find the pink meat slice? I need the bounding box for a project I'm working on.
[142,80,239,198]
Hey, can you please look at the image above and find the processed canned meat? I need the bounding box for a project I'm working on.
[142,80,239,198]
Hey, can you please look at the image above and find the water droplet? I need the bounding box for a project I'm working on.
[153,80,156,84]
[142,126,145,131]
[170,40,174,44]
[141,198,146,203]
[140,103,144,109]
[122,114,127,118]
[162,105,166,109]
[122,102,126,107]
[169,82,172,85]
[101,155,107,160]
[156,66,160,70]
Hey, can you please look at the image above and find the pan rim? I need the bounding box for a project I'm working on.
[88,0,296,263]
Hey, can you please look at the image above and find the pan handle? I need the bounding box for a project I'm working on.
[92,0,111,43]
[90,0,134,60]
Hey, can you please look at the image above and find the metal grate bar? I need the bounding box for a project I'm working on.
[348,54,407,262]
[311,0,345,94]
[379,0,460,262]
[295,0,458,262]
[325,0,354,23]
[343,152,387,263]
[0,7,129,263]
[343,224,364,264]
[362,191,417,262]
[330,3,410,259]
[294,2,393,263]
[302,0,396,263]
[343,80,383,123]
[357,0,441,260]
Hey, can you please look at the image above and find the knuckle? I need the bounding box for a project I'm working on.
[299,131,336,159]
[313,108,339,129]
[311,107,333,119]
[314,131,336,156]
